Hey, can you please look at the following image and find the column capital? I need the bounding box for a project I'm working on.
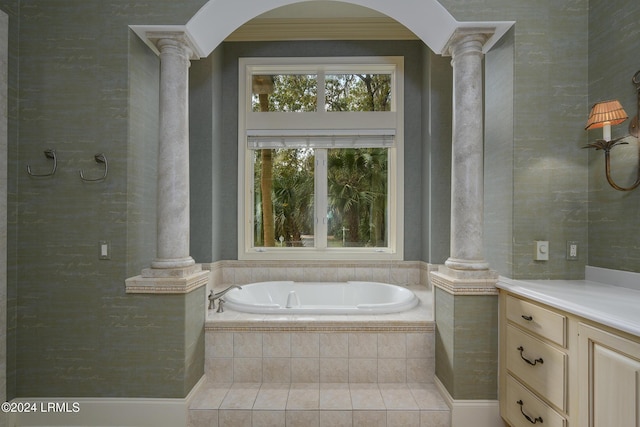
[442,28,494,59]
[146,31,201,61]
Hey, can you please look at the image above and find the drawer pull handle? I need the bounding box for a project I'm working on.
[517,346,544,366]
[517,400,544,424]
[521,315,533,321]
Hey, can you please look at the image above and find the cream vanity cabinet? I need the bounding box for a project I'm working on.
[499,290,640,427]
[499,293,571,427]
[578,322,640,427]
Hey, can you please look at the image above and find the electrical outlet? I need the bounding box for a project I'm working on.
[567,241,578,260]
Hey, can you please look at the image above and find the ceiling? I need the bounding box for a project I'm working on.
[255,1,387,19]
[226,0,417,42]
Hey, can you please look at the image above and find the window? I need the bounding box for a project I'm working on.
[238,57,404,260]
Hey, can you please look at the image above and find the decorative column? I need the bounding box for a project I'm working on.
[126,32,209,294]
[430,29,500,410]
[153,35,195,269]
[445,31,490,273]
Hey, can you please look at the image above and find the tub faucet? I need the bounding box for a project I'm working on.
[208,285,242,311]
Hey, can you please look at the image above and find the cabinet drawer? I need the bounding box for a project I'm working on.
[506,324,567,410]
[505,374,566,427]
[506,295,566,347]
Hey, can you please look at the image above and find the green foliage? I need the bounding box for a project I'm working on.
[253,73,391,247]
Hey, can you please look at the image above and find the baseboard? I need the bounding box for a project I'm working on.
[435,377,506,427]
[7,376,206,427]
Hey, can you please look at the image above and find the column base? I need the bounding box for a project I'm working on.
[431,265,498,295]
[444,257,490,272]
[151,256,196,269]
[125,264,210,294]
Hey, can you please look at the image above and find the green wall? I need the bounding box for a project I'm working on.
[442,0,591,279]
[3,0,208,399]
[2,0,639,403]
[587,0,640,272]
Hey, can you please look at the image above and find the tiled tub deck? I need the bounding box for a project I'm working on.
[188,285,450,427]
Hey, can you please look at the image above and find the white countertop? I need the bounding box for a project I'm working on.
[497,275,640,337]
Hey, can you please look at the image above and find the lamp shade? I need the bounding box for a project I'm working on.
[585,100,628,130]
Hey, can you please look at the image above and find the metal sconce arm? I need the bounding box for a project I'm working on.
[585,70,640,191]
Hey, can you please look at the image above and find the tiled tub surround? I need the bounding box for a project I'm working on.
[205,260,430,291]
[189,273,449,426]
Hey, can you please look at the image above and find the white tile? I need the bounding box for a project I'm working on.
[377,359,406,383]
[349,384,385,410]
[188,409,218,427]
[320,410,353,427]
[207,332,234,358]
[287,383,320,409]
[286,409,320,426]
[353,410,386,427]
[252,410,286,427]
[349,333,377,358]
[320,333,348,358]
[263,333,290,357]
[348,359,377,383]
[320,358,348,383]
[263,358,291,383]
[292,333,319,357]
[420,410,450,427]
[319,383,352,410]
[219,383,260,409]
[291,358,319,382]
[234,333,263,357]
[233,358,263,382]
[254,383,290,410]
[219,409,252,427]
[379,384,419,410]
[378,333,406,359]
[189,382,232,410]
[386,410,419,427]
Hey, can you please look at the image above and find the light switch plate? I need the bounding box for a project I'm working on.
[534,240,549,261]
[99,240,111,260]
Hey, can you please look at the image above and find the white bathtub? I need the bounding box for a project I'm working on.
[222,281,419,314]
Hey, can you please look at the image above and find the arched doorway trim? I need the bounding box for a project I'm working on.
[130,0,513,58]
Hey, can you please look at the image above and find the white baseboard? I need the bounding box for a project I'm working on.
[435,377,507,427]
[7,377,206,427]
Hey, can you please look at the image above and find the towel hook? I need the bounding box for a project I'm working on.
[79,153,108,182]
[26,149,57,177]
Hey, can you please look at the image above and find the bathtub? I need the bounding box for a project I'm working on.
[222,281,419,314]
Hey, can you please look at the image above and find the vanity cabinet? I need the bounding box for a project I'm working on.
[578,322,640,427]
[500,293,570,427]
[500,290,640,427]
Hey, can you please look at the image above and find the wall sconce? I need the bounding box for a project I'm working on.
[584,71,640,191]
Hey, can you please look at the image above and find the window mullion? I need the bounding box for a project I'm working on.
[315,149,328,249]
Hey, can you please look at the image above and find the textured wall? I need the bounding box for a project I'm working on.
[442,0,590,279]
[587,0,640,273]
[4,0,208,399]
[484,29,514,278]
[0,8,7,425]
[434,288,498,400]
[422,48,453,265]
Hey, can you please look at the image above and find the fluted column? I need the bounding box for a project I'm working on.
[444,31,491,272]
[151,35,196,269]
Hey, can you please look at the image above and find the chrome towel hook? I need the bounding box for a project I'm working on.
[79,153,108,182]
[26,149,57,177]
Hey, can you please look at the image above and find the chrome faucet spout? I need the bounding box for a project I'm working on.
[208,285,242,311]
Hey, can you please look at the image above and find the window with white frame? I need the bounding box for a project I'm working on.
[238,57,404,260]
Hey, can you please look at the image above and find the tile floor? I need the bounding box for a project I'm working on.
[189,381,450,427]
